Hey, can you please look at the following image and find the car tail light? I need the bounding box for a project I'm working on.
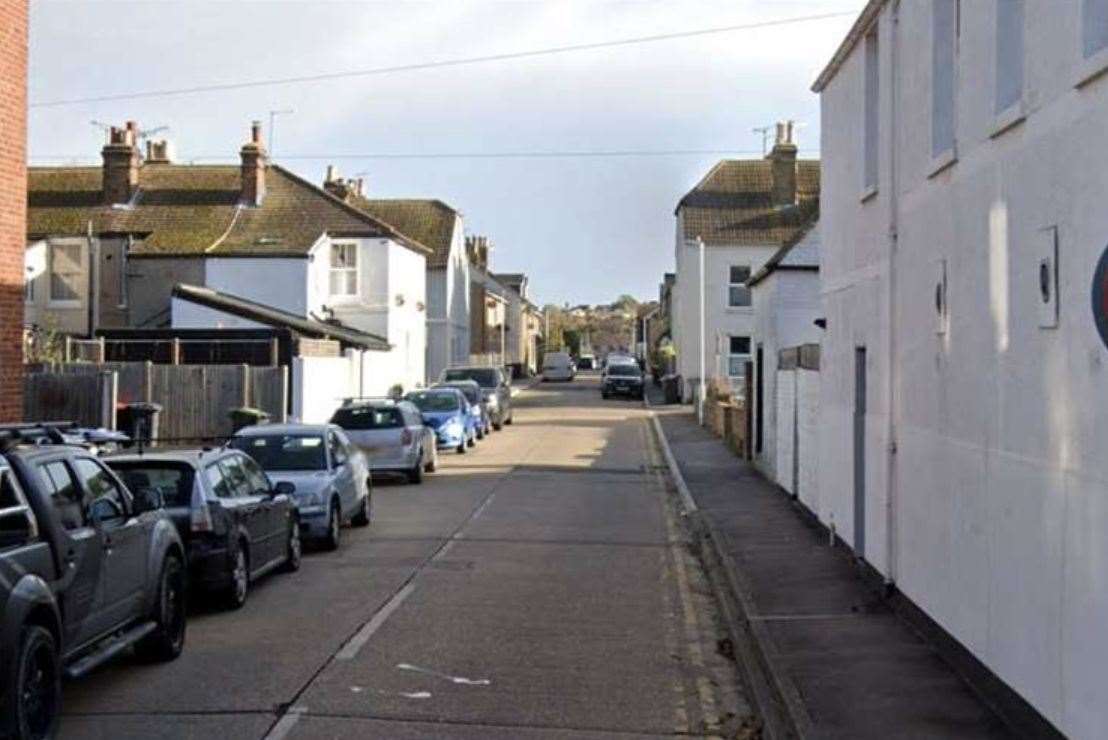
[401,428,413,445]
[189,478,214,533]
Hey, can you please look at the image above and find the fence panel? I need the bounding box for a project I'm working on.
[24,371,115,427]
[250,366,288,423]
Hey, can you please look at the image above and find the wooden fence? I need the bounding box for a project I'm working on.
[24,370,117,428]
[23,361,288,443]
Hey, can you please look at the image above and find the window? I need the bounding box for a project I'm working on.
[217,457,252,498]
[329,242,358,296]
[24,274,33,303]
[863,28,879,191]
[205,463,232,499]
[0,470,37,548]
[728,336,751,377]
[73,458,128,525]
[996,0,1024,114]
[329,433,348,466]
[39,461,84,530]
[932,0,959,159]
[1085,0,1108,58]
[238,455,271,496]
[110,462,195,508]
[728,266,752,307]
[49,242,82,304]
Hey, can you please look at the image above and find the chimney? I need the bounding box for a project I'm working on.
[145,139,173,164]
[322,164,352,202]
[767,119,798,206]
[466,235,490,270]
[101,121,140,205]
[240,120,267,206]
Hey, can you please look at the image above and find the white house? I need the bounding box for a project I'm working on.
[814,1,1108,735]
[671,123,820,402]
[747,225,821,490]
[322,174,471,385]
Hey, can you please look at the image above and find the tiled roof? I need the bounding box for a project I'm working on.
[27,164,430,258]
[347,197,458,268]
[676,159,820,247]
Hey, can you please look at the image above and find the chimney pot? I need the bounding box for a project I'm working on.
[251,120,262,144]
[325,164,337,182]
[768,119,799,206]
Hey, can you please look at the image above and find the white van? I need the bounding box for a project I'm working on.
[542,351,575,382]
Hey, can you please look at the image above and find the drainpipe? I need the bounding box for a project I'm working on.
[884,0,902,588]
[697,236,706,425]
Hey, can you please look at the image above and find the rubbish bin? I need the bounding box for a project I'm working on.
[117,402,162,448]
[662,375,681,405]
[229,407,270,433]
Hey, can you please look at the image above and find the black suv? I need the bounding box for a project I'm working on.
[106,448,301,610]
[0,424,187,740]
[601,362,645,399]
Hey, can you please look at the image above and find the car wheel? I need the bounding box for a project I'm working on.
[224,541,250,610]
[602,391,609,399]
[137,552,187,661]
[408,455,424,484]
[505,414,513,425]
[476,426,484,440]
[424,448,437,472]
[466,433,476,448]
[351,495,370,527]
[323,502,341,550]
[492,420,503,431]
[11,624,60,740]
[456,441,467,454]
[282,517,304,569]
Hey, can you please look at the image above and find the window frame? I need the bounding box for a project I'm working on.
[862,25,880,198]
[39,460,86,531]
[727,336,752,378]
[1077,0,1108,86]
[930,0,960,174]
[991,0,1026,137]
[727,265,752,309]
[328,242,359,299]
[73,457,130,527]
[48,240,84,307]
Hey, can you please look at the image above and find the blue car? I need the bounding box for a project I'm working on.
[405,388,477,454]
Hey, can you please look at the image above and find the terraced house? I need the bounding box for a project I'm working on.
[321,169,470,385]
[25,121,432,404]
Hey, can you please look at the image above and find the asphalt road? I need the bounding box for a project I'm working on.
[58,375,751,739]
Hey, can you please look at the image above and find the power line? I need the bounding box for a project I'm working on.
[30,11,854,109]
[29,147,819,164]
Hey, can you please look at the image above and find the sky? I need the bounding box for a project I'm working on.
[27,0,863,307]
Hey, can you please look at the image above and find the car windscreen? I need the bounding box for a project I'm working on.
[407,391,461,412]
[229,434,327,471]
[607,364,641,377]
[331,406,404,430]
[107,461,195,507]
[442,368,498,388]
[439,384,479,404]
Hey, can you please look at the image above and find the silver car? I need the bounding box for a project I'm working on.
[330,399,437,484]
[439,366,513,430]
[228,424,371,550]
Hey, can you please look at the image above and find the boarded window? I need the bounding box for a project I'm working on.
[864,28,879,190]
[932,0,958,158]
[996,0,1024,114]
[49,242,82,303]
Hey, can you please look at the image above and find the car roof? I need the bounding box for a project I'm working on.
[234,423,334,436]
[106,448,231,467]
[437,379,480,386]
[2,443,93,463]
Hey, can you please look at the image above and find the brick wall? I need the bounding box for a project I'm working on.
[0,1,28,422]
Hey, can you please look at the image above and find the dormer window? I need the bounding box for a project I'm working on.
[329,242,358,297]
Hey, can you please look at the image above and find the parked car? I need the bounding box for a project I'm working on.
[440,366,513,429]
[0,424,186,740]
[106,449,301,610]
[601,362,645,399]
[229,425,370,550]
[330,400,435,484]
[435,379,492,439]
[407,388,477,454]
[542,351,575,382]
[577,354,596,370]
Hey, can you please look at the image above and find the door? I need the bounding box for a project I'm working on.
[37,460,107,647]
[238,453,285,560]
[218,456,274,569]
[328,431,357,518]
[73,457,148,631]
[853,347,867,557]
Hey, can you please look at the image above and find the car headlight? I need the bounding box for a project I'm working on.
[445,419,464,434]
[484,394,498,408]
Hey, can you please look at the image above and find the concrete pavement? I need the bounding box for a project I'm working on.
[649,399,1014,739]
[58,375,753,739]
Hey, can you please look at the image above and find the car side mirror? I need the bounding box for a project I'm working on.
[0,506,36,549]
[273,481,296,497]
[131,487,165,515]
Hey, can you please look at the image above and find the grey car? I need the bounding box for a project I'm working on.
[228,424,371,551]
[330,399,437,484]
[439,366,513,430]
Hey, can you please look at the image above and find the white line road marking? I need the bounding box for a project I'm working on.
[470,492,496,520]
[397,663,491,685]
[263,705,307,740]
[433,539,458,560]
[336,583,416,660]
[399,691,432,699]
